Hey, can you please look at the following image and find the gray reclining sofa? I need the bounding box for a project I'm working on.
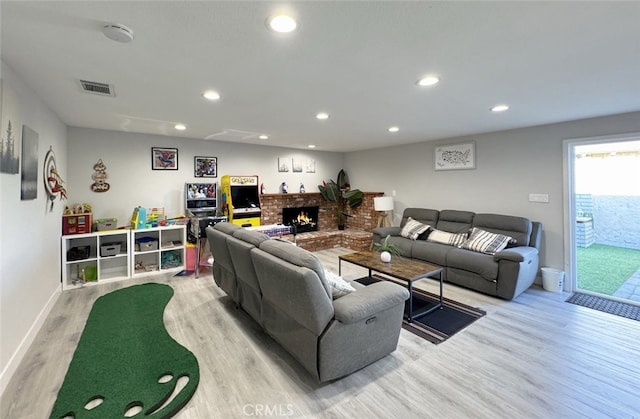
[373,208,542,300]
[207,222,410,383]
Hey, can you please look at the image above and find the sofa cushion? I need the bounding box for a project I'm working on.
[400,217,430,240]
[400,208,439,229]
[472,213,532,248]
[214,222,241,235]
[232,228,270,246]
[410,240,451,266]
[324,269,356,299]
[259,239,332,298]
[460,227,515,255]
[427,229,468,247]
[435,210,474,233]
[446,247,499,281]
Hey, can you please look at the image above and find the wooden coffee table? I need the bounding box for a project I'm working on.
[339,251,444,322]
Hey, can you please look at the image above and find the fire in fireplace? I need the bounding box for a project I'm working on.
[282,206,319,233]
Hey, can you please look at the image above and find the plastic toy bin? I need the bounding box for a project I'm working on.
[67,246,90,261]
[136,237,159,251]
[100,243,122,257]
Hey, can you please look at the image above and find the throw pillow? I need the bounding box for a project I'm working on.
[459,227,516,255]
[427,229,468,247]
[400,217,430,240]
[324,269,356,299]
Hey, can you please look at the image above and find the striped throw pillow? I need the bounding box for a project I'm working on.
[427,229,468,247]
[401,217,430,240]
[460,227,515,255]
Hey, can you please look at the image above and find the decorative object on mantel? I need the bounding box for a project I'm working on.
[299,183,305,193]
[280,181,288,193]
[260,183,266,194]
[435,141,476,170]
[43,146,66,211]
[91,159,110,192]
[373,234,402,262]
[318,169,363,230]
[373,196,394,228]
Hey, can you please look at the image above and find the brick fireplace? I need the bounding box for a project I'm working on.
[259,191,384,251]
[260,192,383,231]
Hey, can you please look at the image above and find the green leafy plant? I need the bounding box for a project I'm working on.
[318,169,364,229]
[373,234,402,256]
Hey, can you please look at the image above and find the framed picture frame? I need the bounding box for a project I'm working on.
[194,156,217,177]
[434,142,476,171]
[278,157,290,172]
[151,147,178,170]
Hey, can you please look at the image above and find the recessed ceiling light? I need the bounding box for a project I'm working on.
[388,126,399,133]
[417,76,440,87]
[308,144,316,149]
[174,123,186,131]
[259,135,269,140]
[203,90,221,101]
[490,104,509,112]
[316,112,329,120]
[268,15,298,33]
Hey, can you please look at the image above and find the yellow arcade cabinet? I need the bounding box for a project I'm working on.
[220,175,261,227]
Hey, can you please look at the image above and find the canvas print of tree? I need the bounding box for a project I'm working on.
[21,125,38,200]
[1,80,21,174]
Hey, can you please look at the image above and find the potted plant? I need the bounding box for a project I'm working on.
[318,169,364,230]
[373,234,402,262]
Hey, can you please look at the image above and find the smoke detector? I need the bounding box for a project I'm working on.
[102,23,134,43]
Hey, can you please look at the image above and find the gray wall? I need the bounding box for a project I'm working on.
[1,61,67,392]
[67,128,345,224]
[344,111,640,273]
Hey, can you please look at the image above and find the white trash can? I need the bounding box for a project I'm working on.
[541,267,565,292]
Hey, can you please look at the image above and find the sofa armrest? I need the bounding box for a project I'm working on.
[494,246,540,300]
[494,246,538,263]
[332,282,409,324]
[372,227,402,242]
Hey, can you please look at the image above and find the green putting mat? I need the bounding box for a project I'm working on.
[50,283,199,418]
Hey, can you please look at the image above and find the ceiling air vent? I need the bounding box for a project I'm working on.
[79,80,115,97]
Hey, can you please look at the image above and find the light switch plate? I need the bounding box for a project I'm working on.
[529,193,549,203]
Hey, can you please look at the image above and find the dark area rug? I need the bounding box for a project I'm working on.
[566,292,640,321]
[355,276,486,344]
[50,283,200,418]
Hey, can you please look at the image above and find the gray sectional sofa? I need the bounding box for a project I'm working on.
[373,208,542,300]
[207,222,410,383]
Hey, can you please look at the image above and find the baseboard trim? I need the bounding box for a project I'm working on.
[0,284,61,397]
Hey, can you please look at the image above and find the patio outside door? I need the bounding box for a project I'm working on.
[568,137,640,305]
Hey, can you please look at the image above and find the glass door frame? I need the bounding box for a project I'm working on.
[562,131,640,295]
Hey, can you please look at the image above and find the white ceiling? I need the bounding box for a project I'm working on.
[2,1,640,152]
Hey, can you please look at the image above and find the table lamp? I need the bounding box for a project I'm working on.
[373,196,394,228]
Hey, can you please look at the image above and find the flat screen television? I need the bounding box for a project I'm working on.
[185,182,217,213]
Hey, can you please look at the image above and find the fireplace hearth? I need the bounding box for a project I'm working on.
[282,206,319,233]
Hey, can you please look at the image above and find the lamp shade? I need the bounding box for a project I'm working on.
[374,196,394,212]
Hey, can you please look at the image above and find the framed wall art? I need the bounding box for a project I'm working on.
[194,156,217,177]
[434,142,476,171]
[151,147,178,170]
[278,157,290,172]
[20,125,39,200]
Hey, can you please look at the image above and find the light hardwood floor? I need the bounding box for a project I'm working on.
[2,247,639,418]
